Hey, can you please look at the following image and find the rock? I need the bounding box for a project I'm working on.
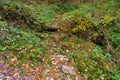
[50,78,54,80]
[62,65,75,75]
[46,77,50,80]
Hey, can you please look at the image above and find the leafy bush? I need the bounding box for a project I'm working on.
[0,1,35,27]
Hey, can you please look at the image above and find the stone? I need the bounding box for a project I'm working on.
[46,77,50,80]
[62,65,75,75]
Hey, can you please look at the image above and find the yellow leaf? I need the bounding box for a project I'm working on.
[53,68,59,72]
[50,58,55,61]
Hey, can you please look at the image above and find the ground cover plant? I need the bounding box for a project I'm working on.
[0,0,120,80]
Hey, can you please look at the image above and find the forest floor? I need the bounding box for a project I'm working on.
[0,0,120,80]
[0,32,94,80]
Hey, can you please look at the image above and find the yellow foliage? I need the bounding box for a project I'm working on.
[72,17,92,32]
[93,33,98,37]
[100,15,115,27]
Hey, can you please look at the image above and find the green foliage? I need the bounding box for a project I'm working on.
[27,4,56,25]
[52,2,77,14]
[0,16,8,27]
[0,1,63,31]
[0,0,120,79]
[110,70,120,80]
[0,1,34,26]
[0,21,8,27]
[66,0,119,48]
[70,46,118,79]
[100,15,115,26]
[0,26,48,65]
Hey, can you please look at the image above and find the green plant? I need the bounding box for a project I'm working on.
[70,46,118,79]
[52,2,77,14]
[110,70,120,80]
[72,16,93,32]
[0,26,48,65]
[0,21,8,27]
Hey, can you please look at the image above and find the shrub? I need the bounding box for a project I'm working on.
[0,1,35,27]
[70,46,118,79]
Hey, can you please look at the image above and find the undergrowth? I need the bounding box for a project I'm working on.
[0,25,48,66]
[0,0,120,79]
